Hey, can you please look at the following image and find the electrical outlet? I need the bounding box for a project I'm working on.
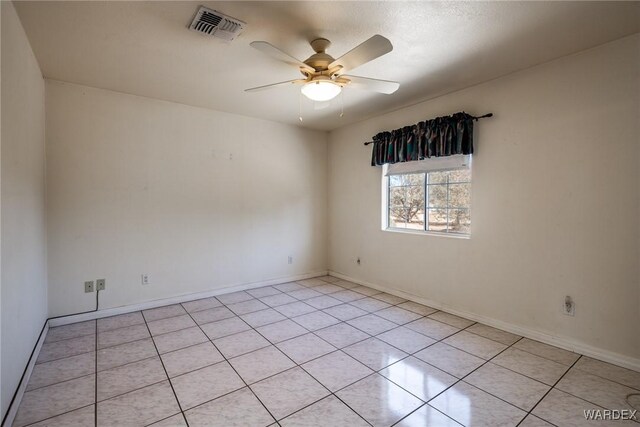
[96,279,106,291]
[141,274,150,285]
[563,296,575,316]
[288,256,293,265]
[84,281,95,293]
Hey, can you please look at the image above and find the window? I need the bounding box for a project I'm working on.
[383,156,471,236]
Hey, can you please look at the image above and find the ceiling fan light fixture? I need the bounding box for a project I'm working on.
[301,80,341,102]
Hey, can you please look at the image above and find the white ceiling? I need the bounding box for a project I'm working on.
[14,1,640,131]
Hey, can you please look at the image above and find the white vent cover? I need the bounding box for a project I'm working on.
[189,6,245,41]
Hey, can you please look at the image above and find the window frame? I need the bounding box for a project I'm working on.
[381,158,471,238]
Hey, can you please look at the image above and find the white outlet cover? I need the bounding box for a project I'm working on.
[142,274,150,285]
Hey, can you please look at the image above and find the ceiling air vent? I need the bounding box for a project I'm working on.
[189,6,246,42]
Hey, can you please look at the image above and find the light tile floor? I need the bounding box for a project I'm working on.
[13,275,640,426]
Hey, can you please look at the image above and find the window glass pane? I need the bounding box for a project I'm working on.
[427,208,447,231]
[448,183,471,208]
[427,184,447,208]
[428,171,448,184]
[449,169,471,183]
[448,209,470,234]
[389,187,407,207]
[389,207,409,228]
[389,175,404,187]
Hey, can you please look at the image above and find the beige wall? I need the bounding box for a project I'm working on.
[45,81,328,316]
[328,35,640,364]
[1,1,47,418]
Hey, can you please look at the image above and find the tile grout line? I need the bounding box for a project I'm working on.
[140,312,191,427]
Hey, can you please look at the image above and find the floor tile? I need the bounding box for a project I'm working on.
[98,323,149,349]
[97,338,157,372]
[322,304,368,321]
[517,415,555,427]
[465,323,521,346]
[259,293,299,307]
[428,311,474,328]
[14,375,95,427]
[314,323,370,348]
[331,289,366,303]
[171,362,245,409]
[288,288,323,300]
[556,368,639,411]
[344,337,407,370]
[28,405,95,427]
[396,404,461,426]
[97,380,179,426]
[274,301,317,317]
[227,298,270,315]
[337,374,423,427]
[351,286,382,297]
[443,330,508,359]
[213,329,271,358]
[430,382,526,427]
[97,312,145,333]
[375,306,422,325]
[247,286,282,298]
[317,275,340,283]
[216,290,254,304]
[302,350,373,391]
[380,356,457,401]
[405,318,460,340]
[45,321,95,343]
[280,395,369,427]
[532,388,613,427]
[372,292,408,305]
[513,338,580,365]
[305,295,342,309]
[37,334,95,363]
[492,347,569,385]
[274,282,306,292]
[241,308,287,328]
[161,342,224,378]
[349,297,391,312]
[229,345,296,384]
[464,362,550,411]
[414,342,484,378]
[185,387,275,427]
[312,283,343,294]
[332,279,359,288]
[347,314,397,335]
[398,301,438,316]
[292,311,340,331]
[573,356,640,390]
[257,319,309,343]
[251,367,330,420]
[27,351,95,391]
[150,413,188,426]
[200,316,251,339]
[153,326,208,354]
[142,304,187,322]
[181,297,222,313]
[297,278,328,287]
[376,326,436,354]
[276,333,336,364]
[147,314,196,336]
[97,355,166,401]
[190,306,235,325]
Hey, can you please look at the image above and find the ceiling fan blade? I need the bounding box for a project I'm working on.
[329,35,393,75]
[245,79,305,93]
[250,41,315,73]
[342,75,399,94]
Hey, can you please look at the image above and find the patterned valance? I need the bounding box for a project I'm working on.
[368,112,491,166]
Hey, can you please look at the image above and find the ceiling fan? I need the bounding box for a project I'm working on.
[245,35,400,102]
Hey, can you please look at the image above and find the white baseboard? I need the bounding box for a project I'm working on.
[2,322,50,427]
[49,270,328,327]
[329,270,640,373]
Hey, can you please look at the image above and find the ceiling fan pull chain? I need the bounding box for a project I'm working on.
[299,91,303,122]
[339,91,344,118]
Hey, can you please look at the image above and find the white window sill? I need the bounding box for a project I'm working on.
[383,227,470,239]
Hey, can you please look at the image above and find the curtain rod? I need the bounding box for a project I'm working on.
[363,113,493,146]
